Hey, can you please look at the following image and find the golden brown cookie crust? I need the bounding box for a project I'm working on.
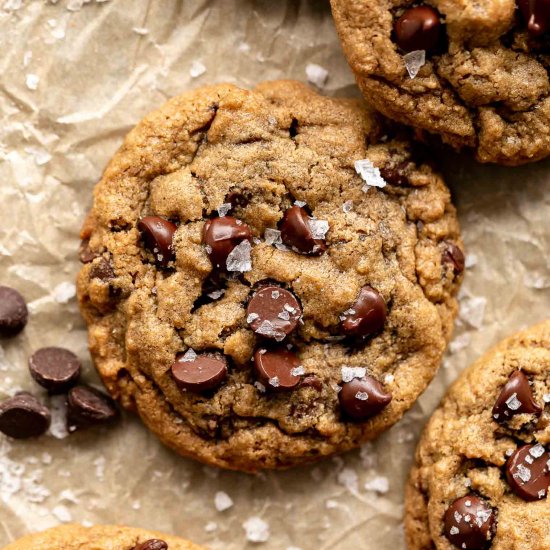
[330,0,550,165]
[77,80,462,472]
[405,320,550,550]
[3,524,204,550]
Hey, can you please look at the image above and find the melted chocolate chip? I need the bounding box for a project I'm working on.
[338,376,391,421]
[79,240,98,263]
[203,216,252,269]
[253,347,302,391]
[138,216,177,267]
[506,444,550,501]
[492,370,542,422]
[517,0,550,36]
[247,285,302,341]
[29,347,82,394]
[89,258,115,281]
[67,386,118,431]
[340,286,387,338]
[394,5,441,52]
[442,242,465,275]
[443,495,495,549]
[132,540,168,550]
[0,286,28,337]
[379,161,409,186]
[171,352,228,393]
[0,393,51,439]
[279,205,327,255]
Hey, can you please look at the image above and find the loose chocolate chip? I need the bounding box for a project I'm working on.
[28,347,82,394]
[79,240,98,263]
[443,495,495,549]
[203,216,252,269]
[89,258,115,281]
[279,205,327,255]
[340,286,387,338]
[394,5,441,52]
[132,540,168,550]
[171,352,228,393]
[138,216,177,267]
[338,376,391,421]
[247,285,302,341]
[517,0,550,36]
[442,242,465,275]
[492,370,542,422]
[0,393,51,439]
[67,385,118,431]
[506,444,550,501]
[253,347,302,391]
[0,286,28,337]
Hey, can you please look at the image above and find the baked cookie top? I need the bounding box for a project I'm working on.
[330,0,550,165]
[77,80,463,472]
[4,524,203,550]
[405,320,550,550]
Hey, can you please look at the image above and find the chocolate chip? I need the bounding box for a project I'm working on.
[79,240,98,263]
[340,286,387,338]
[338,376,391,421]
[203,216,252,269]
[67,385,118,431]
[0,286,28,337]
[506,444,550,501]
[253,347,302,392]
[28,347,82,394]
[138,216,177,267]
[171,352,228,393]
[492,370,542,422]
[279,205,326,255]
[89,258,115,281]
[442,242,465,275]
[0,393,51,439]
[443,495,495,549]
[379,161,409,186]
[246,285,302,341]
[301,375,323,391]
[517,0,550,36]
[394,5,441,52]
[132,540,168,550]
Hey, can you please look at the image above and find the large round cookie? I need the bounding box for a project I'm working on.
[77,80,463,472]
[330,0,550,165]
[405,320,550,549]
[3,524,203,550]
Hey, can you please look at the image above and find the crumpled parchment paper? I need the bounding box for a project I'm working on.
[0,1,548,549]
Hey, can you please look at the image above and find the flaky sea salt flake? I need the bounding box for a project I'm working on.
[226,240,252,272]
[243,516,270,543]
[364,476,389,493]
[52,504,72,523]
[341,366,366,383]
[529,444,545,458]
[505,393,521,411]
[342,200,353,213]
[264,228,282,245]
[307,219,329,240]
[514,464,531,483]
[305,63,329,88]
[182,348,197,362]
[355,391,369,400]
[290,366,305,377]
[189,60,206,78]
[354,159,386,191]
[217,203,232,217]
[26,74,39,90]
[214,491,233,512]
[403,50,426,79]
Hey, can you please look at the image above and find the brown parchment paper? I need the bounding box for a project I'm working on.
[0,1,548,549]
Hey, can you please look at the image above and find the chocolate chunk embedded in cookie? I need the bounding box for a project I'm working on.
[331,0,550,165]
[77,80,463,471]
[405,320,550,549]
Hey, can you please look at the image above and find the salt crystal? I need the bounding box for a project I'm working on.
[384,373,394,384]
[269,376,280,388]
[449,332,471,354]
[205,244,213,255]
[450,527,459,535]
[354,159,386,191]
[342,200,353,213]
[284,304,296,313]
[254,381,266,393]
[505,393,521,411]
[274,243,289,252]
[255,320,285,341]
[132,500,141,510]
[189,60,206,78]
[529,444,545,458]
[205,521,218,533]
[247,313,260,323]
[403,50,426,79]
[337,467,358,492]
[264,228,282,245]
[207,289,224,300]
[278,310,290,321]
[543,393,550,403]
[307,219,329,240]
[52,504,72,523]
[59,489,78,503]
[26,74,39,90]
[214,491,233,512]
[514,464,531,483]
[217,203,232,217]
[364,476,389,493]
[3,0,23,10]
[459,294,486,329]
[538,489,546,498]
[454,511,462,523]
[305,63,328,88]
[49,395,69,439]
[238,42,251,53]
[271,290,280,299]
[476,509,492,526]
[465,254,478,269]
[325,499,338,509]
[243,516,270,543]
[133,27,149,35]
[290,366,305,377]
[53,282,76,304]
[182,348,197,362]
[341,366,366,383]
[294,200,306,207]
[226,240,252,272]
[355,391,369,401]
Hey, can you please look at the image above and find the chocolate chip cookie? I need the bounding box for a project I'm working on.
[4,524,203,550]
[330,0,550,165]
[405,320,550,549]
[77,80,463,472]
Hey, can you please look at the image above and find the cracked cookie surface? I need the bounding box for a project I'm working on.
[405,320,550,550]
[330,0,550,165]
[77,80,463,472]
[4,524,203,550]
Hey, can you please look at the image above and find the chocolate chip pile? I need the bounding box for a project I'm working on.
[0,286,118,439]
